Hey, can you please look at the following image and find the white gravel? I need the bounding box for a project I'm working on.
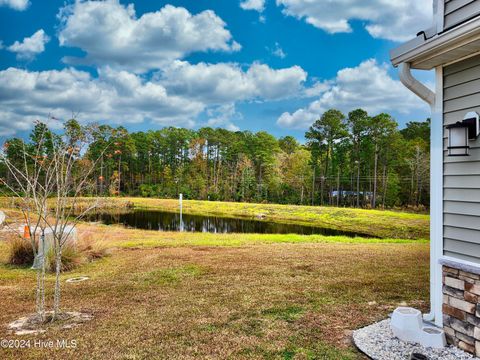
[353,319,479,360]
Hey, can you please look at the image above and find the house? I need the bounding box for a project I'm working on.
[391,0,480,355]
[330,190,373,200]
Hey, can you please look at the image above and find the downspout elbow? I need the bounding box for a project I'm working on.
[399,63,436,108]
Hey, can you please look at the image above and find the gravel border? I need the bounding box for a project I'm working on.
[353,319,479,360]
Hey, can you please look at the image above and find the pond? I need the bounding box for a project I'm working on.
[84,209,373,237]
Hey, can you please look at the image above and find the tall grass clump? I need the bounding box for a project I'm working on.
[6,237,35,266]
[46,245,83,272]
[5,234,108,271]
[77,231,110,261]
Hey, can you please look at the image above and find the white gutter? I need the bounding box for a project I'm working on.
[399,63,435,107]
[391,16,480,69]
[398,62,441,324]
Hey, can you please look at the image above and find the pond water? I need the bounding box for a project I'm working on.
[84,209,372,237]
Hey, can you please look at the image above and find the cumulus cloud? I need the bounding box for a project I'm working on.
[276,0,432,42]
[240,0,265,12]
[58,1,241,72]
[0,0,29,11]
[0,67,203,136]
[7,29,50,60]
[277,59,429,129]
[0,60,310,136]
[302,80,330,98]
[160,61,307,104]
[206,104,241,131]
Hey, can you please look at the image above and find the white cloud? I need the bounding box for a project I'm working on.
[240,0,265,12]
[7,30,50,60]
[160,61,307,104]
[58,1,241,72]
[302,80,330,98]
[206,104,241,131]
[276,0,432,42]
[0,0,29,11]
[0,67,203,136]
[0,60,310,136]
[270,42,286,59]
[277,59,430,129]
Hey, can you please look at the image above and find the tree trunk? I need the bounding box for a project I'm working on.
[311,166,316,206]
[382,163,387,209]
[410,167,414,207]
[117,155,121,195]
[320,176,324,207]
[35,230,46,321]
[336,167,340,207]
[100,156,104,195]
[356,162,360,208]
[300,182,304,204]
[53,245,62,320]
[372,144,378,208]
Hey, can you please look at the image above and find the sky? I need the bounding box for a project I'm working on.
[0,0,435,141]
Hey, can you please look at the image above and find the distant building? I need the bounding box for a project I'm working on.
[330,190,373,200]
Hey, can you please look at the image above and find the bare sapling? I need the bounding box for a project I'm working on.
[0,118,109,323]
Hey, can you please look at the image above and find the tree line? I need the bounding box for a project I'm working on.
[0,109,430,209]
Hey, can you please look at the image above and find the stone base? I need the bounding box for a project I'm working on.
[443,265,480,356]
[353,319,477,360]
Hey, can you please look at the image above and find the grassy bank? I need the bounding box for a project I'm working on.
[0,224,429,359]
[115,197,429,239]
[75,223,429,249]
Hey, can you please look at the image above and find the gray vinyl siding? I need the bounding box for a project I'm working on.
[443,54,480,264]
[444,0,480,30]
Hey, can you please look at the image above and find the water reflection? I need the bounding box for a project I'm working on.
[84,209,373,238]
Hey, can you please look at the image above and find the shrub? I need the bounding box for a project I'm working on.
[6,237,35,266]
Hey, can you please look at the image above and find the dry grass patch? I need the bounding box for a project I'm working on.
[0,235,429,359]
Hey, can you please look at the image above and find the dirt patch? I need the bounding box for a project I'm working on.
[8,311,93,335]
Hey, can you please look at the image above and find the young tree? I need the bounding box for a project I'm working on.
[1,129,53,321]
[1,119,107,322]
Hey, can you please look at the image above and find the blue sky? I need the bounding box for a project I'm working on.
[0,0,434,140]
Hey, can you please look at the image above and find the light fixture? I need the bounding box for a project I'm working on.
[446,112,480,157]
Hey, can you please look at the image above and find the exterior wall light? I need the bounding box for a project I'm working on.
[446,112,480,156]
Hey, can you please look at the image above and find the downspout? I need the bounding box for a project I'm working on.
[398,62,437,323]
[399,63,435,106]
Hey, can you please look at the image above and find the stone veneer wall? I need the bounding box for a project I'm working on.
[442,266,480,356]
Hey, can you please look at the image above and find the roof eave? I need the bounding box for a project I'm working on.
[390,16,480,70]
